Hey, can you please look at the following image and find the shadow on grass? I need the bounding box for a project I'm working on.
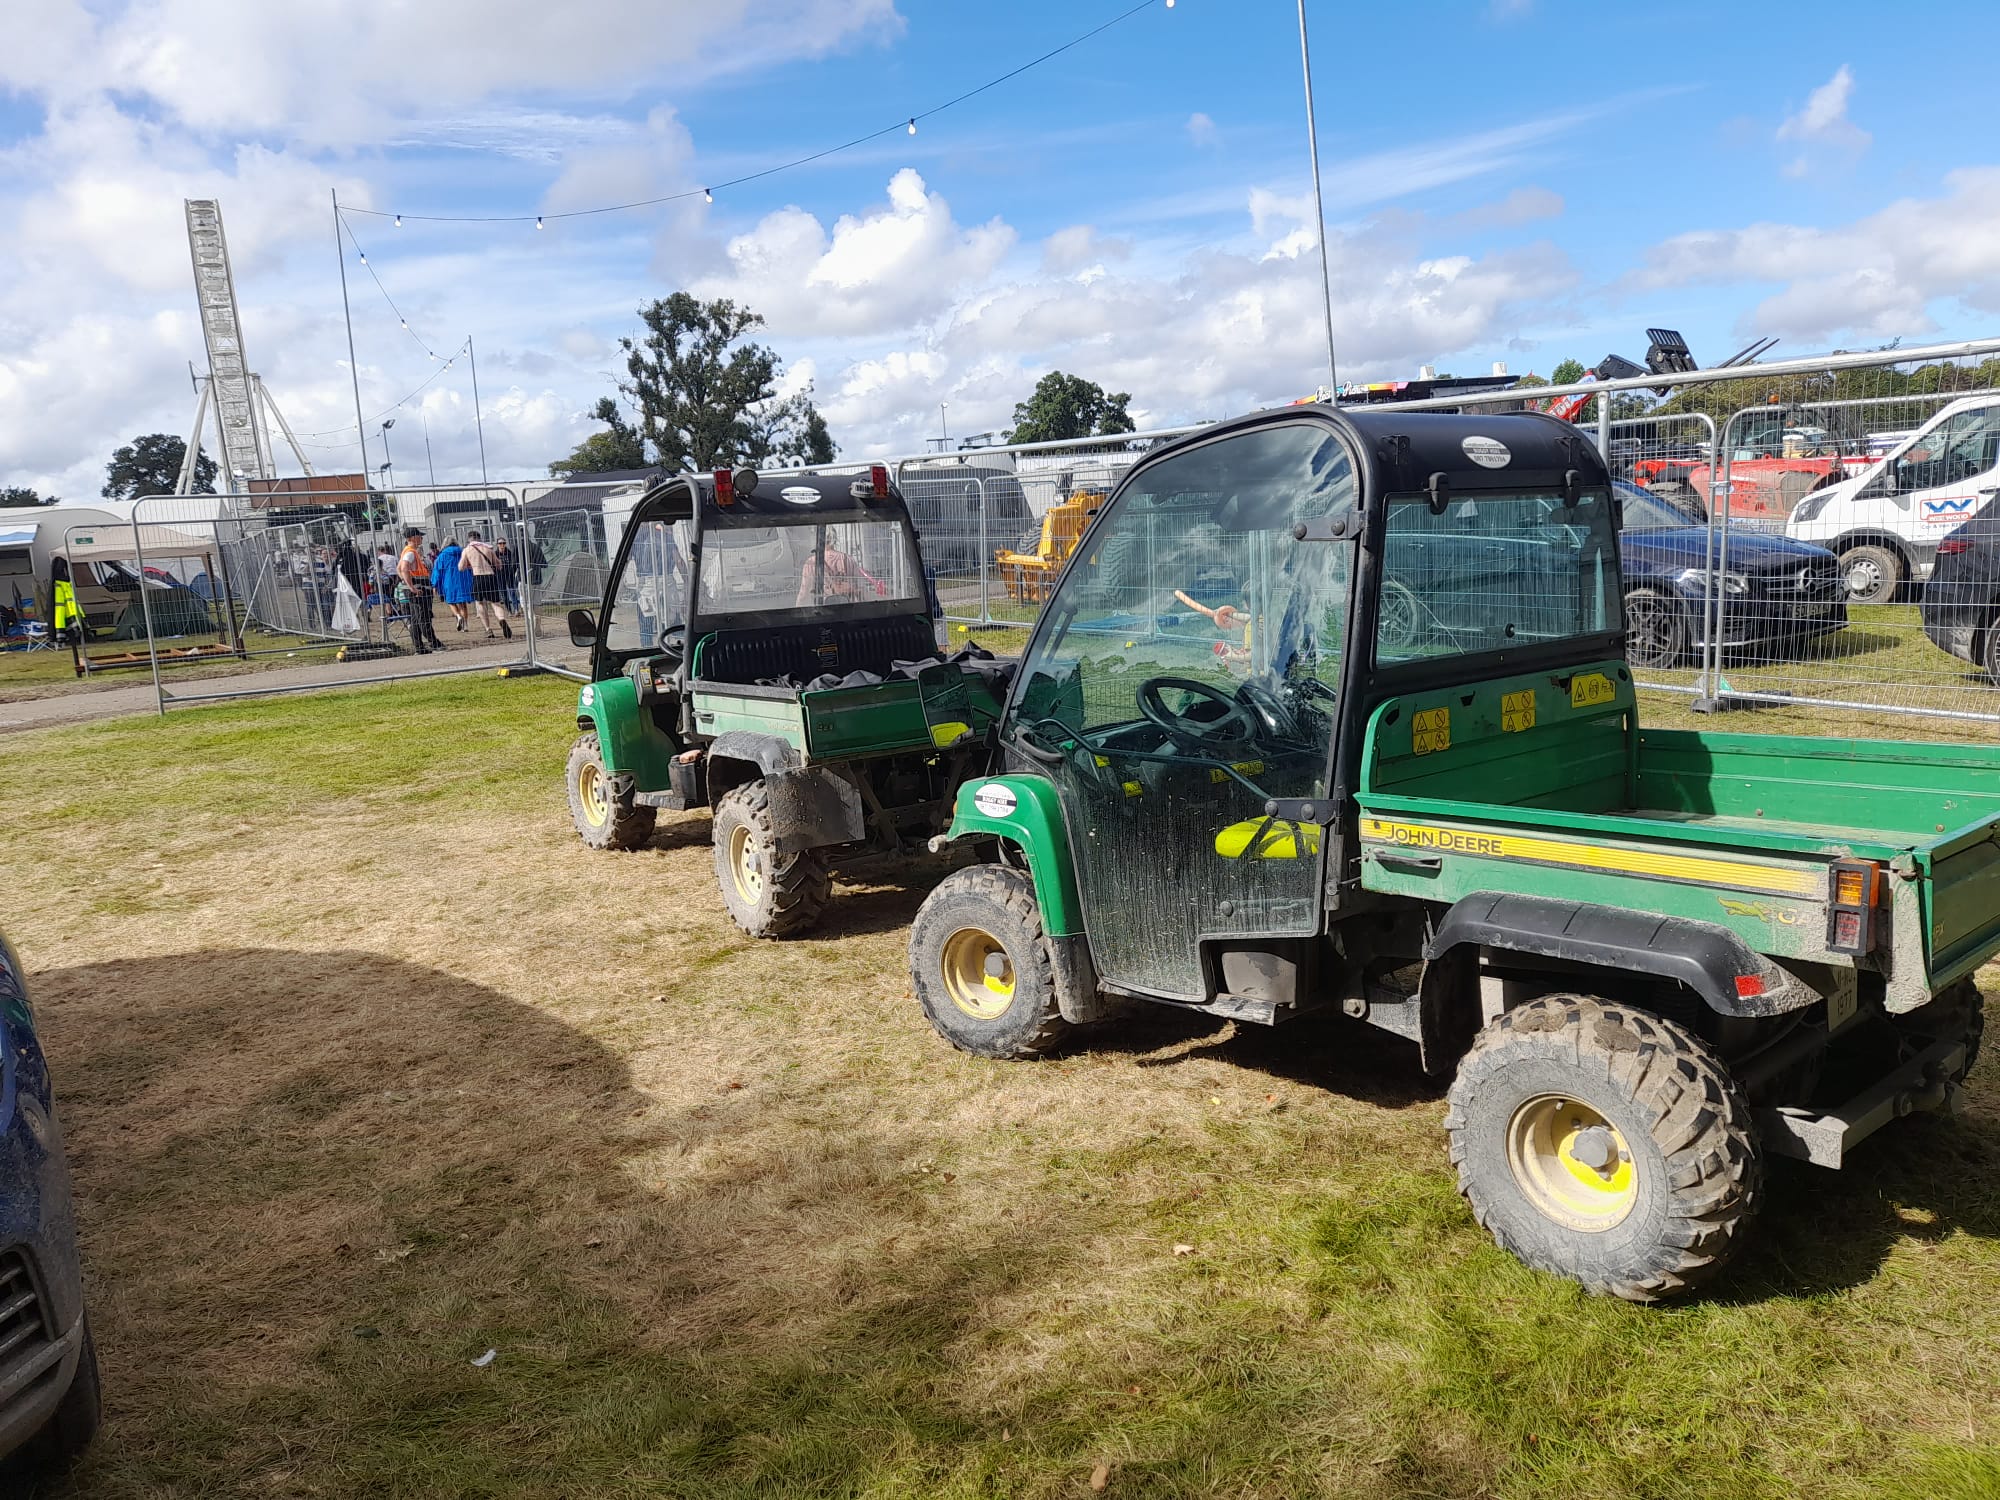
[22,947,1109,1499]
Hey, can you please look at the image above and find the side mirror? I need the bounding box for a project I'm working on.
[567,608,597,647]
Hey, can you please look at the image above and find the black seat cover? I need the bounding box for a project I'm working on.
[699,613,937,686]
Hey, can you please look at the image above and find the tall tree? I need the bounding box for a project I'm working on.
[622,294,771,470]
[752,392,839,468]
[102,434,215,499]
[549,398,649,477]
[1009,372,1135,445]
[0,487,56,507]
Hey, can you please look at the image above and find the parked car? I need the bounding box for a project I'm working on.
[1919,510,2000,682]
[1616,483,1848,668]
[0,931,100,1475]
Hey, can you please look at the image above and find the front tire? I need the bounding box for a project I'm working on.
[711,779,831,939]
[910,866,1071,1059]
[1839,543,1903,604]
[1623,586,1688,669]
[1445,996,1762,1301]
[1980,622,2000,688]
[567,733,657,851]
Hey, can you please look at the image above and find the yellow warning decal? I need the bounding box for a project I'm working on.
[1359,817,1821,897]
[1412,707,1451,755]
[1501,689,1537,733]
[1570,671,1618,708]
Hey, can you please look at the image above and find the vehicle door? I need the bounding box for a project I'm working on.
[1884,401,2000,541]
[1001,421,1357,1001]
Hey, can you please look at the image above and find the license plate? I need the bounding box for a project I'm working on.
[1801,603,1835,617]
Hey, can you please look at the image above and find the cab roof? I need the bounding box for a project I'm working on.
[636,469,909,525]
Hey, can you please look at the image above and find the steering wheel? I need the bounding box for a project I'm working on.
[1137,676,1260,754]
[1238,678,1309,743]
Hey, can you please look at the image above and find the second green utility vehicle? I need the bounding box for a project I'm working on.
[911,405,1992,1300]
[564,466,1008,937]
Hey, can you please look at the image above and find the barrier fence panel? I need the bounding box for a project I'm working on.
[521,501,615,680]
[112,485,537,713]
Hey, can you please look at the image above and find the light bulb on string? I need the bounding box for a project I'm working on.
[394,214,402,227]
[535,215,544,229]
[907,118,917,135]
[703,188,713,204]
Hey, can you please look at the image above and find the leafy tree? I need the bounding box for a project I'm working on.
[102,433,215,499]
[549,398,649,477]
[753,393,838,467]
[0,487,56,507]
[1009,372,1136,445]
[1549,358,1587,387]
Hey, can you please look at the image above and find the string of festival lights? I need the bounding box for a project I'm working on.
[311,0,1173,449]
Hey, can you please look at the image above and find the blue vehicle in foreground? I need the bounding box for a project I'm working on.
[0,932,100,1476]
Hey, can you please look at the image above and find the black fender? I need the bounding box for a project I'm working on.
[705,732,864,855]
[1427,891,1804,1019]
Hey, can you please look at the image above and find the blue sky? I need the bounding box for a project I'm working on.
[4,0,2000,496]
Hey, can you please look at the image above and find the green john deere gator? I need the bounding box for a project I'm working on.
[564,466,1008,937]
[909,404,1993,1300]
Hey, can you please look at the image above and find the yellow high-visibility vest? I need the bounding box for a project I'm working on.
[52,579,78,632]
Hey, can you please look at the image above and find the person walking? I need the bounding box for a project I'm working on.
[458,529,513,640]
[396,527,443,654]
[433,534,471,632]
[493,539,523,615]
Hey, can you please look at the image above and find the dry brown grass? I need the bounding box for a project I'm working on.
[4,676,1998,1498]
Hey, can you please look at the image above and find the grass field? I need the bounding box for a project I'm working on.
[4,676,1998,1499]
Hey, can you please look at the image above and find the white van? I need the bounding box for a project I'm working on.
[1786,394,2000,602]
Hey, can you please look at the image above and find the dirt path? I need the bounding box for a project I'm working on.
[0,635,538,733]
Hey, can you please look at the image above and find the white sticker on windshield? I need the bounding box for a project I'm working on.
[780,486,819,505]
[971,782,1018,818]
[1462,435,1512,469]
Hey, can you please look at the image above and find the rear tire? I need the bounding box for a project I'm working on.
[1377,579,1422,654]
[567,733,657,851]
[1893,979,1985,1084]
[910,865,1070,1059]
[1445,995,1762,1301]
[1839,543,1903,605]
[711,779,831,939]
[1981,623,2000,688]
[1623,586,1688,669]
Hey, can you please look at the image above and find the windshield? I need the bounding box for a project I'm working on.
[1377,488,1620,667]
[697,517,925,617]
[605,518,693,653]
[1012,422,1356,737]
[1620,488,1691,530]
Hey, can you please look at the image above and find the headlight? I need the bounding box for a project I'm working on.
[1791,494,1828,523]
[1673,568,1747,595]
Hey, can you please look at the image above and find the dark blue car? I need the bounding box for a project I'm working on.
[1616,483,1847,668]
[0,932,100,1475]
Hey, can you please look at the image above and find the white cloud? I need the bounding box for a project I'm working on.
[1635,167,2000,341]
[695,168,1015,338]
[1455,186,1564,229]
[1186,112,1218,148]
[3,0,902,146]
[1777,64,1870,150]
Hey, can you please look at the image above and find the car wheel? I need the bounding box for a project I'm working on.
[1982,621,2000,688]
[1839,544,1903,605]
[1623,586,1687,669]
[1377,579,1422,654]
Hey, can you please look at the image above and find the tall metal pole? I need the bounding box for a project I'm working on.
[468,336,491,488]
[333,189,371,501]
[1297,0,1340,395]
[423,414,438,485]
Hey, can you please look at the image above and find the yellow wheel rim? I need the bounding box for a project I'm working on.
[577,760,609,828]
[727,821,763,904]
[939,927,1016,1020]
[1505,1095,1637,1231]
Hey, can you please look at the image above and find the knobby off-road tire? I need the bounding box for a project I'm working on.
[711,779,831,939]
[1893,978,1985,1083]
[566,733,657,851]
[1445,995,1762,1301]
[910,865,1071,1060]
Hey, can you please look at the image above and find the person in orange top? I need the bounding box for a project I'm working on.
[396,527,443,654]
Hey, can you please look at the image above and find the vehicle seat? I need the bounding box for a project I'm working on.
[696,613,938,686]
